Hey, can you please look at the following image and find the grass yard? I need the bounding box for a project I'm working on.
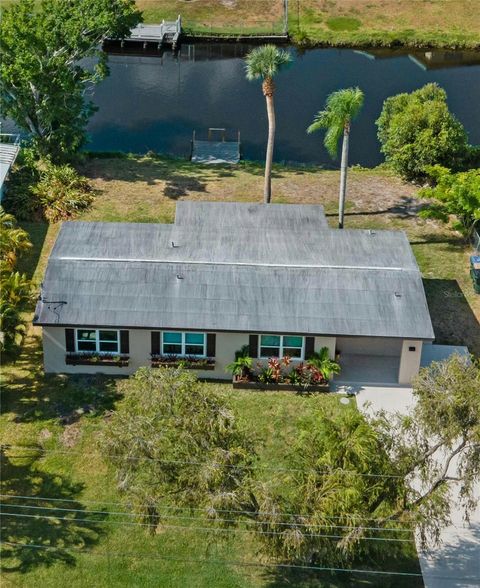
[134,0,480,48]
[1,155,478,586]
[0,339,421,587]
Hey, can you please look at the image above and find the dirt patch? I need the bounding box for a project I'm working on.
[60,422,82,448]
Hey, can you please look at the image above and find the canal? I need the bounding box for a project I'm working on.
[89,44,480,167]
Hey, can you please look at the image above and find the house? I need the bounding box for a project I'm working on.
[34,201,435,385]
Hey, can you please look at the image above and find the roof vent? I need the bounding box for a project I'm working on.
[171,241,178,248]
[176,274,184,280]
[394,292,402,298]
[369,230,376,236]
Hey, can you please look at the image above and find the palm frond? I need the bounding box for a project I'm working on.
[306,87,364,159]
[245,45,292,81]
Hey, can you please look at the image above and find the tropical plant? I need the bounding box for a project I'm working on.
[226,355,253,378]
[245,45,292,203]
[0,208,32,269]
[376,83,471,181]
[0,0,141,161]
[307,87,364,228]
[102,368,257,531]
[31,162,94,222]
[0,269,33,351]
[419,165,480,237]
[306,346,341,380]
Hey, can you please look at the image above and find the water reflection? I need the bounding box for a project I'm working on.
[87,44,480,166]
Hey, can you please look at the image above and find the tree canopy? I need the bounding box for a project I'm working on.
[0,0,141,161]
[376,83,471,181]
[307,87,364,158]
[419,165,480,237]
[244,45,292,85]
[103,357,480,566]
[102,368,257,531]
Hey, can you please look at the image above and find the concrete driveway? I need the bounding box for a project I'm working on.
[333,383,480,588]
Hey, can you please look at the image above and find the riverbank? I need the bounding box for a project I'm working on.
[137,0,480,50]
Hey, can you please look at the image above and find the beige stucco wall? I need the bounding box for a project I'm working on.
[314,336,336,359]
[42,327,422,384]
[398,339,423,385]
[42,327,249,380]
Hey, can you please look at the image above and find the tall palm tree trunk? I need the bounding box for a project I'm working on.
[338,121,350,229]
[263,78,275,204]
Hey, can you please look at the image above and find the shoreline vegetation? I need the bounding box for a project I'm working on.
[2,0,480,49]
[137,0,480,50]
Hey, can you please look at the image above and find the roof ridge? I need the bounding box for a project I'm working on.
[54,256,415,272]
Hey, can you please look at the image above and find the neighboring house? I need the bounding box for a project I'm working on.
[34,201,435,384]
[0,133,21,201]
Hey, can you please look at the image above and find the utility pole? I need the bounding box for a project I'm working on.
[284,0,289,35]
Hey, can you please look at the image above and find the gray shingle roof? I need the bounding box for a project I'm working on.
[34,203,435,340]
[49,222,419,270]
[175,201,329,229]
[35,260,433,339]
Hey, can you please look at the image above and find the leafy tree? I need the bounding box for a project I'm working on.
[376,83,471,181]
[307,87,364,228]
[255,403,409,565]
[245,45,292,204]
[102,368,257,532]
[0,0,141,161]
[256,355,480,565]
[419,165,480,237]
[373,354,480,548]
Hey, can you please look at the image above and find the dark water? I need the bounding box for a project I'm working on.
[86,45,480,167]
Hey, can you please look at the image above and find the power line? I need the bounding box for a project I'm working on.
[1,445,406,479]
[0,501,412,533]
[0,511,414,543]
[0,541,426,578]
[0,493,417,525]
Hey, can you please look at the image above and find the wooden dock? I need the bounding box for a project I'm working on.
[191,129,241,164]
[105,16,182,50]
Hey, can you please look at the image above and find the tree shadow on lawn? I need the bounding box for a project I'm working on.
[262,552,424,587]
[0,451,104,573]
[423,278,480,356]
[2,334,121,425]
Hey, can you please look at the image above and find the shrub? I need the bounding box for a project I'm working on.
[376,83,471,181]
[4,160,94,222]
[31,162,94,222]
[419,165,480,236]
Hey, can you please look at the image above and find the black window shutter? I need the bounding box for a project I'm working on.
[249,334,258,358]
[65,328,75,352]
[151,331,160,355]
[206,333,216,357]
[305,336,315,359]
[120,330,129,354]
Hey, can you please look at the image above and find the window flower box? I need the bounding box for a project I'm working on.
[232,375,330,392]
[150,355,216,371]
[65,353,129,367]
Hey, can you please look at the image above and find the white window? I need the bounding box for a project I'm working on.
[259,335,304,359]
[162,332,206,357]
[75,329,119,354]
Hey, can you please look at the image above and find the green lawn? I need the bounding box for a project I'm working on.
[2,154,477,586]
[0,338,421,587]
[134,0,480,49]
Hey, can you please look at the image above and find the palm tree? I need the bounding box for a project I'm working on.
[307,88,364,228]
[245,45,292,204]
